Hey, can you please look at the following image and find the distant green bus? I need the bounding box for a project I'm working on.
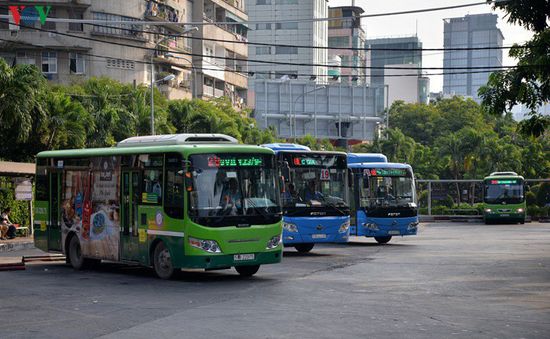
[483,172,526,224]
[34,134,283,279]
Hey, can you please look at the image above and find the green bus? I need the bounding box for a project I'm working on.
[34,134,283,279]
[483,172,526,224]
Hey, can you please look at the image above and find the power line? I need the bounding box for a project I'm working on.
[2,22,542,72]
[0,38,518,80]
[0,2,498,26]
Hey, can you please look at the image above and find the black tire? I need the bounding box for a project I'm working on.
[68,235,86,270]
[153,242,175,280]
[295,243,315,253]
[235,265,260,277]
[374,236,392,244]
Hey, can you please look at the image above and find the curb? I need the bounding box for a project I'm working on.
[0,240,35,253]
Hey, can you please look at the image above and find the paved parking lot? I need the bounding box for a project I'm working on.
[1,222,550,339]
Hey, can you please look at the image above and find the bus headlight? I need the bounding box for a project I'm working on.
[338,220,350,233]
[266,235,282,249]
[283,222,298,233]
[517,208,524,213]
[408,221,419,231]
[364,223,379,231]
[485,208,492,213]
[188,237,222,253]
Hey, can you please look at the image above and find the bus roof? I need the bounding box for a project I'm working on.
[348,162,413,171]
[347,153,388,164]
[261,143,312,152]
[36,144,275,159]
[484,173,524,180]
[117,134,238,147]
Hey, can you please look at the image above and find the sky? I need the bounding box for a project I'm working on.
[328,0,534,92]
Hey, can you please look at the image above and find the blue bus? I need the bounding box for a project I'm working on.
[263,144,350,252]
[348,154,418,244]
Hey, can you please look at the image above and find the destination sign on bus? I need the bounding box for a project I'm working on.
[490,179,519,185]
[207,156,263,168]
[293,157,320,166]
[367,168,408,177]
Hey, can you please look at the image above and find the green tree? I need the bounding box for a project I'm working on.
[479,0,550,137]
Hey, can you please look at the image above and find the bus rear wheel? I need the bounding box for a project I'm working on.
[235,265,260,277]
[375,236,392,244]
[295,243,315,253]
[153,242,175,280]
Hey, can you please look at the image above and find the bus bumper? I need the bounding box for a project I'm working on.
[355,217,419,237]
[282,216,350,245]
[182,250,282,270]
[484,212,525,223]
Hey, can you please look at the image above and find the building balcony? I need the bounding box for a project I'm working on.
[203,24,248,56]
[203,85,224,98]
[144,0,185,33]
[224,70,247,89]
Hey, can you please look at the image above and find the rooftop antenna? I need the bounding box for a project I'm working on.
[415,19,418,37]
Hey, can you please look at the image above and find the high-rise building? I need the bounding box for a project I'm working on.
[0,0,249,106]
[443,13,503,102]
[365,36,422,88]
[327,5,366,85]
[246,0,328,81]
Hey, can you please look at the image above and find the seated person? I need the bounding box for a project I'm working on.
[304,180,323,202]
[282,183,301,204]
[221,178,242,212]
[1,208,17,240]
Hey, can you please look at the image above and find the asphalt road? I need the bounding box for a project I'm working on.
[1,222,550,339]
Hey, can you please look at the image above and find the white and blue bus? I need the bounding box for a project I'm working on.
[263,144,350,252]
[348,153,418,244]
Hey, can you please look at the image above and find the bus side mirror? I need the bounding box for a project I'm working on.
[524,184,530,192]
[279,176,286,194]
[185,169,194,192]
[282,162,290,183]
[362,175,369,189]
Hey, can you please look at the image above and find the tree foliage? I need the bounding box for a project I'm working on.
[479,0,550,137]
[355,97,549,180]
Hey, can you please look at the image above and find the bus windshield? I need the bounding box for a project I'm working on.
[360,168,415,209]
[281,153,348,213]
[484,180,524,204]
[188,153,281,227]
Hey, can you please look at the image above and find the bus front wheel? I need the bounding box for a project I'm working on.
[375,236,392,244]
[68,235,87,270]
[235,265,260,277]
[295,243,315,253]
[153,242,175,280]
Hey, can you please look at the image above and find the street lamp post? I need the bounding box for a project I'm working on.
[150,27,198,135]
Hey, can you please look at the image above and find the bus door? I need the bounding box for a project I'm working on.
[120,171,141,262]
[350,170,361,236]
[48,171,62,251]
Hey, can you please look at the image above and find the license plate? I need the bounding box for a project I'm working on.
[312,234,327,239]
[500,214,509,217]
[388,230,401,235]
[234,254,255,261]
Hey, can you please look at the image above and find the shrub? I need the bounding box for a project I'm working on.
[526,191,537,206]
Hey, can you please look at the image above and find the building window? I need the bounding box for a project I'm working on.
[256,0,271,4]
[69,11,84,31]
[92,12,141,38]
[275,22,298,30]
[256,47,272,55]
[255,23,271,30]
[41,52,57,74]
[328,36,350,48]
[276,0,298,4]
[275,46,298,54]
[70,53,85,74]
[43,9,56,30]
[16,52,36,65]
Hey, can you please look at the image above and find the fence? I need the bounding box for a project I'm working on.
[417,179,550,217]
